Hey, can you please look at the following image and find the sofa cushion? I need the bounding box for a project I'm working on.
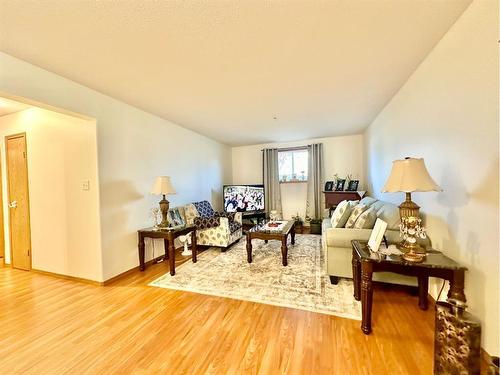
[359,197,378,207]
[228,221,242,233]
[376,203,401,230]
[370,200,385,212]
[345,203,369,228]
[193,200,215,218]
[330,200,353,228]
[353,206,377,229]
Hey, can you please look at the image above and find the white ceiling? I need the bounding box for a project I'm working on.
[0,1,471,146]
[0,97,31,117]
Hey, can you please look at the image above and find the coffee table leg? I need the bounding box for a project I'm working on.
[281,237,288,266]
[291,226,295,245]
[138,233,145,271]
[168,237,176,276]
[360,260,373,334]
[352,251,361,301]
[264,240,268,244]
[191,231,197,263]
[418,276,429,310]
[246,234,253,263]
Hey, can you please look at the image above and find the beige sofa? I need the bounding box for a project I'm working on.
[322,196,426,286]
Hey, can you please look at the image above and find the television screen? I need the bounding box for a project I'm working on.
[223,185,265,213]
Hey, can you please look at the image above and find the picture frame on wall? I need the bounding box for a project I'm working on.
[334,179,346,191]
[324,181,334,191]
[346,180,359,191]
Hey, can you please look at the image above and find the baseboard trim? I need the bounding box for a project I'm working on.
[32,268,102,286]
[101,255,166,285]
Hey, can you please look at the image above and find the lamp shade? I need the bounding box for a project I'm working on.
[150,176,176,195]
[382,158,441,193]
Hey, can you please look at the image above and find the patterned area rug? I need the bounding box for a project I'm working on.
[150,234,361,320]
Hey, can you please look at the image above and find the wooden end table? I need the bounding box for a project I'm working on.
[246,220,295,266]
[138,225,197,276]
[351,240,467,335]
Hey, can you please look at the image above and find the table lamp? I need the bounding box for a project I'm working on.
[150,176,176,228]
[382,157,441,262]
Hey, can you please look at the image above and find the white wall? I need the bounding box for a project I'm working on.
[0,108,102,281]
[0,52,232,281]
[364,0,499,354]
[232,135,364,220]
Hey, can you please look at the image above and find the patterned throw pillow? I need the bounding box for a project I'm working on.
[345,203,369,228]
[353,206,377,229]
[330,200,354,228]
[193,201,215,218]
[184,204,199,225]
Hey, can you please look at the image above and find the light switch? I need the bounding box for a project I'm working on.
[82,180,90,191]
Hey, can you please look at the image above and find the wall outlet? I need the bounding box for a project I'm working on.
[82,180,90,191]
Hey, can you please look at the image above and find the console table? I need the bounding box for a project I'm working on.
[351,240,467,335]
[138,226,197,276]
[324,191,365,214]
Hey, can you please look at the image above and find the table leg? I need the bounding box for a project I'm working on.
[163,239,169,260]
[418,276,429,310]
[138,233,145,271]
[246,234,253,263]
[191,230,197,263]
[291,225,295,245]
[447,269,466,303]
[264,240,268,244]
[168,236,176,276]
[360,260,373,335]
[352,251,361,301]
[281,237,288,266]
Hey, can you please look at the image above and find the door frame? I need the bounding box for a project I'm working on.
[5,132,32,270]
[0,149,4,267]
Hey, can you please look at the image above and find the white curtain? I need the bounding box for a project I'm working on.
[306,143,324,219]
[263,148,282,217]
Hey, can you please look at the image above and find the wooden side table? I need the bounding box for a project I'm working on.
[138,226,197,276]
[351,240,467,335]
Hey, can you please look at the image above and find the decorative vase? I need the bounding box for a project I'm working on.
[434,300,481,375]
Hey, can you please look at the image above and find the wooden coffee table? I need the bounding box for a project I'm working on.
[246,220,295,266]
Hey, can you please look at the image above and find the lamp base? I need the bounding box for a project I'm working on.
[158,195,170,228]
[399,192,420,219]
[397,242,426,262]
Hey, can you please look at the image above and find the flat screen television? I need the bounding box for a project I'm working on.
[223,185,265,213]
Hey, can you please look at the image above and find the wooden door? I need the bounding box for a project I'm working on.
[6,134,31,270]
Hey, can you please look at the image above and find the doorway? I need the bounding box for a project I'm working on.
[6,133,32,270]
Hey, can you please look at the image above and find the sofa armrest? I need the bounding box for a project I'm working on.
[325,228,402,248]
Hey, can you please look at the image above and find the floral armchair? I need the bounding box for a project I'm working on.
[184,201,243,249]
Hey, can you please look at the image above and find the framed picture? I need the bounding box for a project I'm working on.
[346,180,359,191]
[324,181,334,191]
[334,179,345,191]
[168,208,185,228]
[368,218,388,252]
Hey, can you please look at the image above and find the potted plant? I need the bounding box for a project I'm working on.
[310,218,322,234]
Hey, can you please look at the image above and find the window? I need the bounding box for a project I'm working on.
[278,148,308,182]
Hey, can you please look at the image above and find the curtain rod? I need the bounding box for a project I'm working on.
[261,145,309,152]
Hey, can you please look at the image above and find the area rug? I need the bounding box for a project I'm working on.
[149,234,361,320]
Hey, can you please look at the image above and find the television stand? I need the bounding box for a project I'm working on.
[241,211,266,231]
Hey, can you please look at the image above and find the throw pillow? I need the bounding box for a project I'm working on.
[330,200,354,228]
[184,204,199,225]
[345,203,369,228]
[353,206,377,229]
[193,200,215,218]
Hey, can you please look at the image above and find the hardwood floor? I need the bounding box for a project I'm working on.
[0,251,437,374]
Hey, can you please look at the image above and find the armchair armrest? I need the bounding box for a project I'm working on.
[219,217,230,230]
